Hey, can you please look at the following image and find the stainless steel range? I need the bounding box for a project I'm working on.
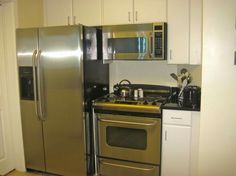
[93,84,172,176]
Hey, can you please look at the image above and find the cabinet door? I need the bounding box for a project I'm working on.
[189,0,202,65]
[44,0,73,26]
[161,124,191,176]
[73,0,102,26]
[134,0,166,23]
[167,0,190,64]
[102,0,133,25]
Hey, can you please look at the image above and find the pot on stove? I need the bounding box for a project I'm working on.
[113,79,132,98]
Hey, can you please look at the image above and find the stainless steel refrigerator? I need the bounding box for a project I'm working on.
[16,25,109,176]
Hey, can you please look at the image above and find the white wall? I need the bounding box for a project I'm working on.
[109,61,202,91]
[109,61,178,90]
[1,1,25,172]
[198,0,236,175]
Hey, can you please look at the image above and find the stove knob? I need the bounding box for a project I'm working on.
[143,100,148,105]
[105,99,110,102]
[152,101,157,105]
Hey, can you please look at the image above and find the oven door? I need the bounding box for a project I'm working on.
[97,113,161,164]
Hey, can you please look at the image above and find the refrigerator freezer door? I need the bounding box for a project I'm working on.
[20,101,46,171]
[38,26,86,176]
[16,29,46,171]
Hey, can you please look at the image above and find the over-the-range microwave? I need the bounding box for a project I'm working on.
[102,22,167,60]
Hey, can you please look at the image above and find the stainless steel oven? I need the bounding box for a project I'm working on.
[97,113,161,164]
[93,84,171,176]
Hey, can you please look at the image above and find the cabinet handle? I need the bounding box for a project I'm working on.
[235,16,236,30]
[169,49,172,60]
[171,117,183,120]
[73,16,76,25]
[149,34,153,58]
[128,12,131,22]
[135,11,138,22]
[67,16,70,25]
[165,130,167,141]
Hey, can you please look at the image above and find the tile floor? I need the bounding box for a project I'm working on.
[6,170,42,176]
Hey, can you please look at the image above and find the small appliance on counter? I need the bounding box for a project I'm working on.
[168,85,201,110]
[182,85,201,109]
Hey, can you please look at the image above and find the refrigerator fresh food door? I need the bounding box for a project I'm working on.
[38,26,86,176]
[16,29,46,171]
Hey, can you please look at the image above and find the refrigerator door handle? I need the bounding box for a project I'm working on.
[32,50,40,120]
[36,50,45,121]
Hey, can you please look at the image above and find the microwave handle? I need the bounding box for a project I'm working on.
[149,34,153,58]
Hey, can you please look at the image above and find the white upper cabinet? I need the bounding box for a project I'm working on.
[134,0,166,23]
[102,0,133,25]
[167,0,202,64]
[44,0,102,26]
[73,0,102,26]
[44,0,73,26]
[102,0,167,25]
[167,0,190,64]
[189,0,202,65]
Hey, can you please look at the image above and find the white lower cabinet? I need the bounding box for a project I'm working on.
[161,109,200,176]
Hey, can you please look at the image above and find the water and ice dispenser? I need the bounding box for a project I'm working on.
[19,67,34,100]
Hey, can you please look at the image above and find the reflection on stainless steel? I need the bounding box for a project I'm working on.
[41,50,82,58]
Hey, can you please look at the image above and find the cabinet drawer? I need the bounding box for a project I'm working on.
[99,158,159,176]
[163,110,191,126]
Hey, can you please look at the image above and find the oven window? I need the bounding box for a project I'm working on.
[108,37,146,53]
[106,126,147,150]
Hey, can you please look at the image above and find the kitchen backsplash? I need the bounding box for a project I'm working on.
[109,61,202,91]
[177,65,202,86]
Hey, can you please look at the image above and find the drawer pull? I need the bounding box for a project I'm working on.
[171,117,183,120]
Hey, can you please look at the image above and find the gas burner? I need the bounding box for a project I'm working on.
[94,94,169,114]
[93,84,172,114]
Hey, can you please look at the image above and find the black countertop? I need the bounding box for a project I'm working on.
[162,103,200,112]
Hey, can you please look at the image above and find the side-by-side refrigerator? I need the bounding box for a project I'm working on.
[16,25,109,176]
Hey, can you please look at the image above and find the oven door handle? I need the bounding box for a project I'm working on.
[98,118,157,127]
[100,160,157,172]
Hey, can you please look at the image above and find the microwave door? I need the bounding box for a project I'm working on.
[105,32,152,60]
[108,37,146,59]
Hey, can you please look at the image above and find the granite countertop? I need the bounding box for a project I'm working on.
[162,103,200,112]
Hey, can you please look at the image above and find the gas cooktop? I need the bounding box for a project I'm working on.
[93,84,173,114]
[93,94,167,114]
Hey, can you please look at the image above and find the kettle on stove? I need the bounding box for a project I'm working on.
[182,85,201,109]
[113,79,132,98]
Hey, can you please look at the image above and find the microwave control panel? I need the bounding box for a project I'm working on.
[153,23,167,60]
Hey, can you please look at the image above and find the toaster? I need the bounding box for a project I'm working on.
[182,85,201,109]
